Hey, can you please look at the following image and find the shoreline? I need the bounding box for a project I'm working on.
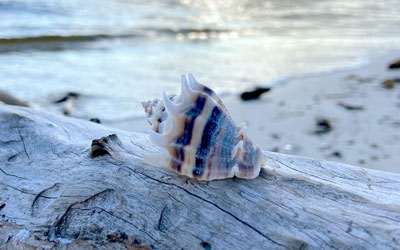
[109,50,400,174]
[244,49,399,91]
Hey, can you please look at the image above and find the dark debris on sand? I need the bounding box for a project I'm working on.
[89,118,102,124]
[382,78,400,89]
[54,91,80,104]
[388,59,400,69]
[240,87,271,101]
[338,101,364,111]
[331,151,342,158]
[53,91,81,116]
[345,74,375,83]
[313,118,332,134]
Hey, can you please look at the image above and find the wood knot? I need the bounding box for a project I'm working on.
[107,230,128,243]
[88,134,120,159]
[201,241,212,250]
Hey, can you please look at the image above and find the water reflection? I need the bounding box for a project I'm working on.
[0,0,399,121]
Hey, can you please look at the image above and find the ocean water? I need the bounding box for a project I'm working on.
[0,0,399,121]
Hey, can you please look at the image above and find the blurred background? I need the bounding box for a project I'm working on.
[0,0,399,121]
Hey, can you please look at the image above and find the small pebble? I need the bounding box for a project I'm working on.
[271,147,280,153]
[382,79,395,89]
[89,118,102,124]
[318,142,331,150]
[338,101,364,111]
[283,144,293,151]
[313,118,332,134]
[63,109,70,116]
[271,133,280,140]
[282,144,300,154]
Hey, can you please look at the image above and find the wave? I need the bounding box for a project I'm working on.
[0,27,236,53]
[0,34,134,44]
[0,34,140,53]
[152,27,231,35]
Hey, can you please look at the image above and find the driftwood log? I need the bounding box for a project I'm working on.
[0,104,399,250]
[0,90,29,107]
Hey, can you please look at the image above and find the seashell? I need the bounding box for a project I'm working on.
[142,74,266,180]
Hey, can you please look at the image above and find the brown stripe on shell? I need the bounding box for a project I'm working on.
[205,125,225,179]
[174,147,184,172]
[193,81,228,113]
[169,94,207,173]
[193,106,223,178]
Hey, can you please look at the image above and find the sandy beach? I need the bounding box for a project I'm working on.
[3,2,400,249]
[111,51,400,174]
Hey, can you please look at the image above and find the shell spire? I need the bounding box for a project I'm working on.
[142,74,266,180]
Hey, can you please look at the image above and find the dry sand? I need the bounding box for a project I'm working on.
[110,51,400,174]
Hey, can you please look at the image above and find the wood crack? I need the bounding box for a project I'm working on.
[134,168,285,247]
[17,127,30,159]
[271,157,334,184]
[0,167,29,180]
[2,183,37,195]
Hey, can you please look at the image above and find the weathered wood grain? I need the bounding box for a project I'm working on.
[0,104,399,250]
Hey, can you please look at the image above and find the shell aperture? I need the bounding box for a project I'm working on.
[142,74,266,180]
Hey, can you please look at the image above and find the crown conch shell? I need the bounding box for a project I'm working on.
[142,74,266,180]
